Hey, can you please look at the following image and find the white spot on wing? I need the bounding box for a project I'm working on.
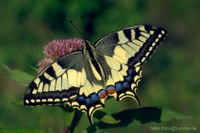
[71,101,79,106]
[149,46,153,51]
[54,98,60,102]
[30,99,35,103]
[36,99,40,103]
[135,66,140,73]
[152,42,156,46]
[25,100,29,104]
[48,98,53,102]
[32,89,37,94]
[155,38,159,42]
[150,30,154,35]
[62,98,68,102]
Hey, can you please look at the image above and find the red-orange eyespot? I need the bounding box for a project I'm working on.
[98,90,107,99]
[106,86,116,94]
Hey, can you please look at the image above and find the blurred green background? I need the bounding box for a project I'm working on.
[0,0,200,132]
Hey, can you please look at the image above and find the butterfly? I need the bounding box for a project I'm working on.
[24,24,167,124]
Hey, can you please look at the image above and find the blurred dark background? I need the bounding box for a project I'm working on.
[0,0,200,132]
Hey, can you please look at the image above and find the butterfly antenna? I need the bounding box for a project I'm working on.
[70,20,84,39]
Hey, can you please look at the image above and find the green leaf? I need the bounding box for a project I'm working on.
[2,64,34,86]
[60,106,83,133]
[9,69,34,85]
[110,106,162,125]
[94,110,120,124]
[93,106,192,130]
[100,114,120,124]
[161,108,192,122]
[69,110,83,132]
[13,100,24,106]
[63,110,75,127]
[93,107,192,130]
[0,128,45,133]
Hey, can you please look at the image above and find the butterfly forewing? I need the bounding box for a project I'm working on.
[24,51,85,105]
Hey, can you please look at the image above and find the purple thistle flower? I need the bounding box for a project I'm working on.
[38,38,84,73]
[38,58,52,72]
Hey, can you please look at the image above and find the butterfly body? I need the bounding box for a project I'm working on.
[84,40,106,85]
[24,24,167,124]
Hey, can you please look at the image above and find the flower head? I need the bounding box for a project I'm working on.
[38,38,84,73]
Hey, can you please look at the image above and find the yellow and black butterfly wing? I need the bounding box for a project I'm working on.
[24,51,105,124]
[95,24,167,102]
[24,51,85,105]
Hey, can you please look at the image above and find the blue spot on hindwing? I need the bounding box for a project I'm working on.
[115,82,122,91]
[125,76,132,83]
[91,94,99,103]
[85,98,92,105]
[77,96,84,103]
[122,81,129,88]
[128,68,134,76]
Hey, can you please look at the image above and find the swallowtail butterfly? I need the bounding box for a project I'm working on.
[24,24,167,124]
